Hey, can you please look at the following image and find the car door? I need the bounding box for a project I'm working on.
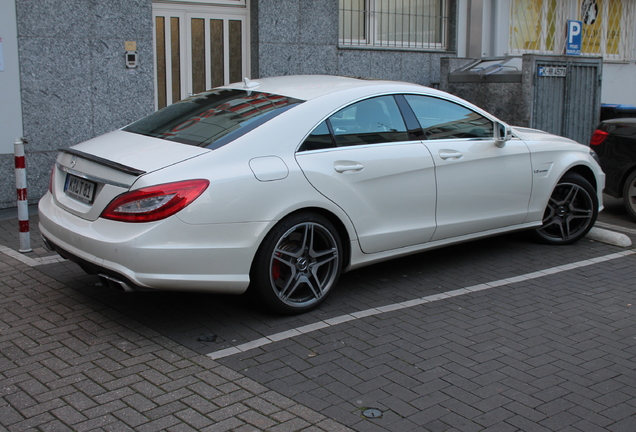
[295,95,437,254]
[403,94,532,241]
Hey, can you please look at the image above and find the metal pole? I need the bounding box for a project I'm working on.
[14,137,32,253]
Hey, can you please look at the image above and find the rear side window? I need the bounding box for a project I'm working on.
[610,122,636,138]
[404,95,493,140]
[123,89,303,149]
[302,121,335,151]
[299,95,408,151]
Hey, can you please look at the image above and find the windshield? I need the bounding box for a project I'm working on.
[123,89,304,149]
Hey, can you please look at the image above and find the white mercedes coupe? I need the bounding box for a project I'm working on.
[39,75,604,314]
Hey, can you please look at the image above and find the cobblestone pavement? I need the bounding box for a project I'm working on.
[1,196,636,431]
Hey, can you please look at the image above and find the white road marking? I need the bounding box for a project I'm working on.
[0,245,65,266]
[207,249,636,360]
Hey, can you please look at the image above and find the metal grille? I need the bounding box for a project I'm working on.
[339,0,448,50]
[531,57,602,145]
[509,0,636,61]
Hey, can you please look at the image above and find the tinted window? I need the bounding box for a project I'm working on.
[123,89,303,149]
[404,95,493,140]
[331,96,408,146]
[301,121,335,151]
[611,122,636,138]
[299,96,409,151]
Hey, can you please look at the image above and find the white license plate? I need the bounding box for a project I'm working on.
[65,174,96,204]
[537,66,567,77]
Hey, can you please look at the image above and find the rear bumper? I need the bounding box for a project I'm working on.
[42,234,143,292]
[38,193,273,295]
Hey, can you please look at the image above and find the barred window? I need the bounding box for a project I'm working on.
[510,0,636,61]
[339,0,448,50]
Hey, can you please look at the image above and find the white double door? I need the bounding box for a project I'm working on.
[152,2,250,109]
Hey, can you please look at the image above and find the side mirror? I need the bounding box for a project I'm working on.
[494,122,512,148]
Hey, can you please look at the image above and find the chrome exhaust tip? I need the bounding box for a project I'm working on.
[41,235,55,252]
[98,274,136,292]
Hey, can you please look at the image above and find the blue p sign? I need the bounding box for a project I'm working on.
[566,20,582,55]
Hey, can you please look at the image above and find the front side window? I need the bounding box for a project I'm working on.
[124,89,303,149]
[339,0,448,50]
[300,95,408,151]
[404,95,493,140]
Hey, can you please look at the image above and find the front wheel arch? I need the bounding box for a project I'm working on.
[564,165,599,194]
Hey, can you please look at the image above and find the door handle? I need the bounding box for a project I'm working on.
[334,163,364,173]
[439,150,463,160]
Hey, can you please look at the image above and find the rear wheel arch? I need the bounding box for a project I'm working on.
[247,207,352,314]
[282,207,352,268]
[255,207,353,270]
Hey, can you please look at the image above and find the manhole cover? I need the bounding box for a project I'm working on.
[362,408,383,419]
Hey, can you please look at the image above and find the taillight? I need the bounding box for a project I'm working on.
[101,179,209,222]
[48,165,55,193]
[590,129,609,146]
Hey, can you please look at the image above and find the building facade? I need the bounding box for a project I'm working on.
[0,0,634,209]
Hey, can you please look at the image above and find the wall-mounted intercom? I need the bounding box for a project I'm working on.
[124,41,138,69]
[125,50,138,69]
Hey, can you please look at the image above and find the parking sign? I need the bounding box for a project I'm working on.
[566,20,582,55]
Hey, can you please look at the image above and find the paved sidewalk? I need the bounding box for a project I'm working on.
[1,202,636,431]
[0,210,353,431]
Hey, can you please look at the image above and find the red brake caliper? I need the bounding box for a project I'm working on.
[271,254,281,280]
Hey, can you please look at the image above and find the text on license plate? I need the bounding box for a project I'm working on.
[65,174,96,204]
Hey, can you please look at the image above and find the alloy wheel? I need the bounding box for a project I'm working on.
[623,171,636,221]
[536,178,595,244]
[269,221,340,309]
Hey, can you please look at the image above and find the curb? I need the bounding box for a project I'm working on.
[587,227,633,247]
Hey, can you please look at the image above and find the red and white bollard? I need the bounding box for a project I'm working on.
[14,137,32,253]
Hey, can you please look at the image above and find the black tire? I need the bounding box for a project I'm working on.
[534,172,598,245]
[622,171,636,221]
[250,212,343,314]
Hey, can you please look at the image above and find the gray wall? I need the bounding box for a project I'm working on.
[1,0,155,209]
[440,55,602,145]
[440,57,528,126]
[252,0,456,87]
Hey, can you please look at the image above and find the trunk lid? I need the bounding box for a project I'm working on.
[52,130,209,221]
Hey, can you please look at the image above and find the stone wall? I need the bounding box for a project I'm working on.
[0,0,155,208]
[252,0,456,87]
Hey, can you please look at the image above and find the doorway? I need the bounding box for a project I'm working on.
[153,2,250,109]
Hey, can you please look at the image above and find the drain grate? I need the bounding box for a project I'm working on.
[197,334,218,342]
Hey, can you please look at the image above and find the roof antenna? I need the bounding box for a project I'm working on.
[243,77,259,89]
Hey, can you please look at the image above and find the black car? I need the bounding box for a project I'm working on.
[591,118,636,220]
